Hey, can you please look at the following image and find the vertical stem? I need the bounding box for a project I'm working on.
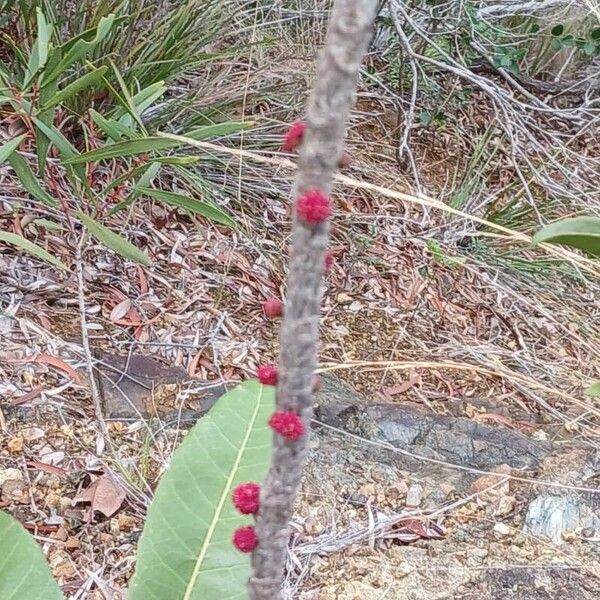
[249,2,378,598]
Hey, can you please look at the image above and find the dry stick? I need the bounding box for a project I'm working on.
[249,1,378,598]
[75,234,108,438]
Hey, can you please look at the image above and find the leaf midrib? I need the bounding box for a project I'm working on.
[182,386,264,599]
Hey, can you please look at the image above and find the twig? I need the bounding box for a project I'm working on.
[249,1,378,598]
[75,234,108,438]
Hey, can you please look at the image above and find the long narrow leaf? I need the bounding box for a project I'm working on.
[78,212,151,266]
[0,134,27,164]
[0,512,64,600]
[63,137,182,164]
[532,216,600,257]
[0,231,66,270]
[129,380,274,600]
[7,153,56,207]
[40,67,108,111]
[139,187,236,228]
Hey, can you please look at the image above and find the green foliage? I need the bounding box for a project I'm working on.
[0,381,274,598]
[0,511,64,600]
[0,231,66,269]
[532,217,600,257]
[0,2,246,269]
[129,380,275,600]
[585,382,600,397]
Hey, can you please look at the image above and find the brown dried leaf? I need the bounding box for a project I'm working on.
[74,474,126,518]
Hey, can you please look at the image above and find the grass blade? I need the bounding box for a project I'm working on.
[0,134,27,164]
[138,187,236,228]
[7,153,56,207]
[0,231,67,270]
[78,212,151,265]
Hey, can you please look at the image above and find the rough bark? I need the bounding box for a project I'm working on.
[248,1,378,598]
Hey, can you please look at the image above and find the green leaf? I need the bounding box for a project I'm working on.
[185,121,253,140]
[42,14,117,86]
[138,187,236,228]
[0,512,64,600]
[63,137,181,164]
[31,117,87,185]
[0,231,67,269]
[592,28,600,41]
[7,153,56,207]
[35,8,50,69]
[129,380,274,600]
[583,41,597,56]
[39,67,108,111]
[77,212,151,265]
[89,109,132,142]
[108,162,162,215]
[551,24,564,36]
[0,134,27,164]
[585,382,600,397]
[532,216,600,256]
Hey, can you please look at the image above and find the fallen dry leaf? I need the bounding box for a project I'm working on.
[34,353,81,385]
[74,474,126,518]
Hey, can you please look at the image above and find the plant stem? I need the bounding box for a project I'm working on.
[249,1,378,598]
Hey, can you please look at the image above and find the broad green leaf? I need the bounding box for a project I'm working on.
[532,216,600,256]
[585,382,600,398]
[63,137,182,164]
[129,380,274,600]
[138,187,236,228]
[0,231,66,269]
[7,153,56,207]
[0,512,64,600]
[40,67,108,111]
[77,212,151,266]
[0,134,27,164]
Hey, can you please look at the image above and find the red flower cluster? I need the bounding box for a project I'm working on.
[296,190,331,225]
[232,482,260,514]
[269,411,305,441]
[258,364,278,386]
[232,526,258,552]
[263,297,283,318]
[282,121,306,152]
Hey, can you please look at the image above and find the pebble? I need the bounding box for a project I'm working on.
[493,522,512,536]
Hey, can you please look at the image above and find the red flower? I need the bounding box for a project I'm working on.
[233,526,258,552]
[296,190,331,225]
[269,411,305,440]
[324,250,334,272]
[282,121,306,152]
[262,297,283,318]
[258,364,278,386]
[232,482,260,514]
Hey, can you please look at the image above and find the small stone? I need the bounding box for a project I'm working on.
[495,495,516,517]
[348,493,368,506]
[581,527,595,538]
[65,536,80,551]
[336,292,353,305]
[7,436,24,453]
[405,483,423,508]
[493,522,512,536]
[562,530,577,543]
